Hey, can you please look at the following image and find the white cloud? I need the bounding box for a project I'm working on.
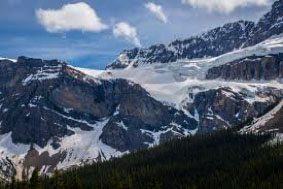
[36,2,107,33]
[145,2,168,23]
[182,0,271,13]
[113,22,141,47]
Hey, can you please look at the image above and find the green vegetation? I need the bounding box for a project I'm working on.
[2,131,283,189]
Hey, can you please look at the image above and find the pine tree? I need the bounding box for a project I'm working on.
[53,169,64,189]
[29,168,41,189]
[9,175,16,189]
[73,170,82,189]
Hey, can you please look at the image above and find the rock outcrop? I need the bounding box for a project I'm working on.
[184,87,282,133]
[206,54,283,81]
[241,100,283,134]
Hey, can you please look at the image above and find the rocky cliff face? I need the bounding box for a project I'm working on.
[206,54,283,81]
[107,0,283,69]
[185,87,282,133]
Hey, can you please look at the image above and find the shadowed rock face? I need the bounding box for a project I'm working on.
[206,54,283,81]
[0,57,197,151]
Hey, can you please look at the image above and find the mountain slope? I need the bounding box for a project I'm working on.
[0,57,197,180]
[244,0,283,47]
[107,0,283,70]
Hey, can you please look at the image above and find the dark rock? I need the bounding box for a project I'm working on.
[100,116,154,152]
[183,87,280,133]
[22,148,67,177]
[206,54,283,80]
[244,0,283,47]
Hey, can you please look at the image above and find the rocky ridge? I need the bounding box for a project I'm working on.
[206,54,283,80]
[107,0,283,69]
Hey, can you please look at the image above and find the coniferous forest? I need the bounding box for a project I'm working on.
[2,131,283,189]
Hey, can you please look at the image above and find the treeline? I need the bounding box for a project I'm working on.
[2,130,283,189]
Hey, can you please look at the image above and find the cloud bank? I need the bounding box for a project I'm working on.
[113,22,141,47]
[145,2,168,23]
[182,0,272,13]
[36,2,107,33]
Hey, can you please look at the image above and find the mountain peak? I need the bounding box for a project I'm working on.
[107,0,283,70]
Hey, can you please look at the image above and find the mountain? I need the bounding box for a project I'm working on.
[0,0,283,182]
[107,0,283,70]
[0,56,197,180]
[1,37,282,179]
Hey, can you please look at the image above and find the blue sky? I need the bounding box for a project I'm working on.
[0,0,274,69]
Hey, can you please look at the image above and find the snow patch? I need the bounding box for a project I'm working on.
[242,100,283,133]
[34,119,126,169]
[0,57,17,63]
[22,65,62,86]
